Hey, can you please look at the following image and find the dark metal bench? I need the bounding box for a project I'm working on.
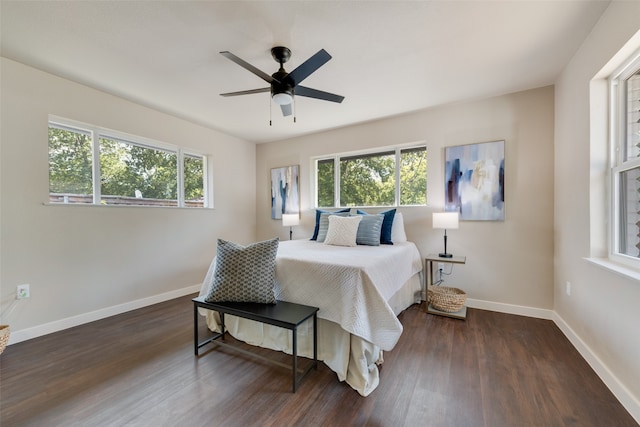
[192,296,319,392]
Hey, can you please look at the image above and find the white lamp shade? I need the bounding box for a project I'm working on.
[282,214,300,227]
[432,212,459,229]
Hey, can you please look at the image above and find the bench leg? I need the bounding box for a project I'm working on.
[193,303,225,355]
[194,303,199,355]
[292,327,298,393]
[313,313,318,369]
[220,312,225,341]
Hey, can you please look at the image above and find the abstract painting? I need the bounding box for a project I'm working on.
[444,140,505,221]
[271,165,300,220]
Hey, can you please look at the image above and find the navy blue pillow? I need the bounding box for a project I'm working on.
[310,208,351,240]
[356,208,396,244]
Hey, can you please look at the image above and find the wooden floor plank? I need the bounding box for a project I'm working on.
[0,295,636,427]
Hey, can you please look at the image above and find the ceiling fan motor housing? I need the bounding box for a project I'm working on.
[271,68,294,104]
[271,47,294,103]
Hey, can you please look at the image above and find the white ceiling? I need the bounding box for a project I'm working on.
[1,1,610,144]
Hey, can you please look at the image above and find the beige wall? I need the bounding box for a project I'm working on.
[0,58,256,338]
[256,86,555,310]
[554,1,640,415]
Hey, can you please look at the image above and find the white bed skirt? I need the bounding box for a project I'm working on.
[198,273,421,396]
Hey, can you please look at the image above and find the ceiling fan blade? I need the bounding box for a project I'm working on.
[285,49,332,86]
[220,51,279,84]
[280,103,292,117]
[295,86,344,103]
[220,88,270,97]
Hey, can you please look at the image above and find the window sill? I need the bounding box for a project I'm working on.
[43,202,213,210]
[584,257,640,281]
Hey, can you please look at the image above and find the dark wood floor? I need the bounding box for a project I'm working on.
[1,294,636,427]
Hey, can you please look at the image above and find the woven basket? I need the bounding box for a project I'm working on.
[428,286,466,312]
[0,325,9,355]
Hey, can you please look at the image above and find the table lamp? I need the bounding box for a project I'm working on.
[432,212,459,258]
[282,214,300,240]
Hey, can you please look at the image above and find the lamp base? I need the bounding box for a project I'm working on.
[438,253,453,258]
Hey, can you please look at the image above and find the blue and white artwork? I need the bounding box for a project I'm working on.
[271,165,300,220]
[445,140,505,221]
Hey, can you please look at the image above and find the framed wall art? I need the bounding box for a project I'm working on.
[271,165,300,220]
[444,140,505,221]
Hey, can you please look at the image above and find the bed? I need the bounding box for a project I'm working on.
[198,214,423,396]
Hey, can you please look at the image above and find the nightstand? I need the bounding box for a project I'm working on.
[425,253,467,319]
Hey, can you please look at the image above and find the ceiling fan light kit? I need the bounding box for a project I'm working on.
[220,46,344,123]
[272,92,292,105]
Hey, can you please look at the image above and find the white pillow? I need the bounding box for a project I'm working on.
[317,212,350,242]
[391,212,407,243]
[324,215,362,247]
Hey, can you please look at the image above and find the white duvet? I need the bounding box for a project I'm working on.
[271,240,422,350]
[199,239,423,395]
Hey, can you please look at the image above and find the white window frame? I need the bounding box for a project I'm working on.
[609,49,640,267]
[48,116,212,208]
[313,144,427,208]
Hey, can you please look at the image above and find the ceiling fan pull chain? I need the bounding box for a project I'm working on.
[269,94,272,126]
[293,96,296,123]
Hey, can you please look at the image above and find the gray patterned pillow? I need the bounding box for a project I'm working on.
[205,238,279,303]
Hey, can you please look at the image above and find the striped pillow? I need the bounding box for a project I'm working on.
[356,214,384,246]
[357,208,396,244]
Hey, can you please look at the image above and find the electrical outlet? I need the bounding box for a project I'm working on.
[438,262,445,271]
[565,281,571,296]
[17,284,30,299]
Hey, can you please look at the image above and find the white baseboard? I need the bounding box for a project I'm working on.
[465,298,554,320]
[552,312,640,424]
[7,284,202,345]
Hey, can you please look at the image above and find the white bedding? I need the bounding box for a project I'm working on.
[199,239,423,395]
[272,240,422,350]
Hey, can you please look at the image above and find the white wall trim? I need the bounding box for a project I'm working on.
[466,298,554,320]
[552,311,640,424]
[7,284,202,345]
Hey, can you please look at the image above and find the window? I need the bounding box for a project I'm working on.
[48,125,94,203]
[340,150,396,207]
[315,145,427,208]
[48,118,210,208]
[99,137,179,206]
[184,153,205,207]
[317,158,335,208]
[611,52,640,262]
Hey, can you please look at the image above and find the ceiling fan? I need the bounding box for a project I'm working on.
[219,46,344,118]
